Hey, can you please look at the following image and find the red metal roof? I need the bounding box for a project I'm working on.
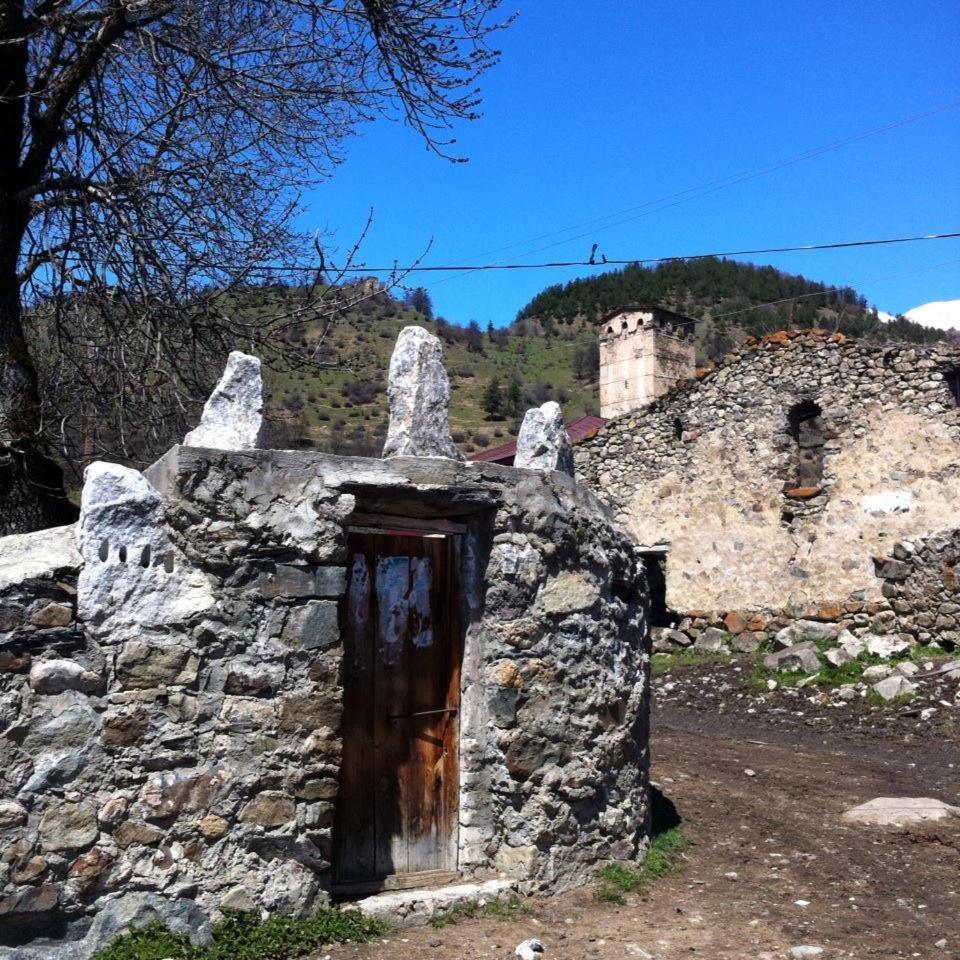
[469,415,607,464]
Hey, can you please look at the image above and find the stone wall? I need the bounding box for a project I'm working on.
[578,329,960,618]
[0,448,649,950]
[873,530,960,650]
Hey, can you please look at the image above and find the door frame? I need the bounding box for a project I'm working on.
[333,514,463,895]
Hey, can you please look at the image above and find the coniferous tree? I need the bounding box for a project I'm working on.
[482,376,502,419]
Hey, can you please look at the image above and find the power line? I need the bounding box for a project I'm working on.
[432,97,960,273]
[238,229,960,274]
[37,229,960,278]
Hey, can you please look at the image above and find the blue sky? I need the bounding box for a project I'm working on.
[299,0,960,327]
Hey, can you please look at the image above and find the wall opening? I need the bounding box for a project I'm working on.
[946,369,960,407]
[782,399,826,525]
[640,551,674,628]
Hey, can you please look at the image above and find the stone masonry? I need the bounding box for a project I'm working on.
[0,446,649,952]
[577,328,960,650]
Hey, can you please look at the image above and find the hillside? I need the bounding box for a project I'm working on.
[226,259,955,458]
[515,257,946,363]
[235,286,600,457]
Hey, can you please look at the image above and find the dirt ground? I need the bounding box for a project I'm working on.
[320,667,960,960]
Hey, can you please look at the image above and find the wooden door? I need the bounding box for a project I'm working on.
[334,528,461,887]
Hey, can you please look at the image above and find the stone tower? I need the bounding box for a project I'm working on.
[598,306,696,418]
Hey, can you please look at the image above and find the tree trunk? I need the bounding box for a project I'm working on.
[0,229,77,536]
[0,2,77,534]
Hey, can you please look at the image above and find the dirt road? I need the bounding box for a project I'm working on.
[321,702,960,960]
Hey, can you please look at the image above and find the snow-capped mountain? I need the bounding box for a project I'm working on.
[903,300,960,332]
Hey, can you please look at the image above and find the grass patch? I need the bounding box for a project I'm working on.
[749,657,865,691]
[908,644,953,663]
[595,827,691,904]
[428,895,532,929]
[651,649,729,675]
[91,908,387,960]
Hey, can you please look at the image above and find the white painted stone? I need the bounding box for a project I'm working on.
[356,879,516,926]
[76,462,213,641]
[0,524,80,591]
[861,490,913,514]
[382,326,462,460]
[842,796,960,827]
[515,401,574,475]
[184,351,264,450]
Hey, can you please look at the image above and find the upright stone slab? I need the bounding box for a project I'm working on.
[77,462,213,641]
[382,327,463,460]
[184,351,264,450]
[514,401,574,476]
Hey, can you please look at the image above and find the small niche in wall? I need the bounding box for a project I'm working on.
[781,399,827,525]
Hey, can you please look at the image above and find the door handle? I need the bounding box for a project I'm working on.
[388,707,459,720]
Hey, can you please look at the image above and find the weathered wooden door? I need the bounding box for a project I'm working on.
[334,528,461,887]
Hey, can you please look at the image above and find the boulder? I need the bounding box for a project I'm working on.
[382,327,462,460]
[763,641,819,674]
[842,796,960,827]
[83,892,212,952]
[515,401,574,476]
[864,634,912,659]
[0,801,28,829]
[694,627,728,652]
[871,675,917,701]
[775,620,840,649]
[837,629,866,658]
[184,351,264,450]
[824,646,853,668]
[731,631,762,653]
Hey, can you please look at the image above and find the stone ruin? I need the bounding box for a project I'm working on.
[0,328,650,956]
[576,327,960,659]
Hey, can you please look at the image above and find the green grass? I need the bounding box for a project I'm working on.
[908,644,953,663]
[428,895,532,929]
[595,827,691,904]
[91,908,387,960]
[749,657,866,691]
[651,650,730,675]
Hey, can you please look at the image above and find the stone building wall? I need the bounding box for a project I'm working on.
[577,329,960,629]
[0,447,649,947]
[873,530,960,650]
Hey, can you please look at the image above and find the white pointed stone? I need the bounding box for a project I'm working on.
[382,326,462,460]
[77,462,212,641]
[184,351,264,449]
[515,401,574,476]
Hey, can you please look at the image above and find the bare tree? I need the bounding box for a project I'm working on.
[0,0,510,533]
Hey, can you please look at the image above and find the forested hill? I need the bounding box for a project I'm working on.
[514,257,943,354]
